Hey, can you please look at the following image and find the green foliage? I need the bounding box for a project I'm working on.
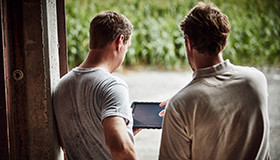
[65,0,280,69]
[221,0,280,67]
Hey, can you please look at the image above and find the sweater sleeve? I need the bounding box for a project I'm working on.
[159,102,192,160]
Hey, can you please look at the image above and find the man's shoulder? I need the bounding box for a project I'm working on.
[57,67,122,84]
[55,70,75,87]
[92,68,127,86]
[232,64,266,82]
[169,81,203,106]
[233,64,262,74]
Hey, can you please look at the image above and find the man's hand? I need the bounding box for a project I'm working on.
[133,128,142,136]
[159,100,168,117]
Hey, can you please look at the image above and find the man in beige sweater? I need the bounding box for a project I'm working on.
[159,2,270,160]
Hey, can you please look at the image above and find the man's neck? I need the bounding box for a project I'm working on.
[79,49,115,73]
[194,52,224,70]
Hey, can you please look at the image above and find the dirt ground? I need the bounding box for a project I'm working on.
[114,68,280,160]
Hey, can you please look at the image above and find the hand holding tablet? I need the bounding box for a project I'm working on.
[131,102,166,129]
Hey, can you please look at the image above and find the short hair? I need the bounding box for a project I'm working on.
[180,2,231,55]
[89,11,133,49]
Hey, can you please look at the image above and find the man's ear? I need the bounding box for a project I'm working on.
[186,35,192,51]
[116,35,124,51]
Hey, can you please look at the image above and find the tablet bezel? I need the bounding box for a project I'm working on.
[131,101,165,129]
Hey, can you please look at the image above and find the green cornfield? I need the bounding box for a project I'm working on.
[65,0,280,70]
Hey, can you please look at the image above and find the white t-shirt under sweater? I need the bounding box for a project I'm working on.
[53,67,134,160]
[159,60,270,160]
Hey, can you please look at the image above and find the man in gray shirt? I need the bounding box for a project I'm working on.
[159,2,270,160]
[53,11,139,160]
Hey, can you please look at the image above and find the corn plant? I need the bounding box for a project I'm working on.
[66,0,280,69]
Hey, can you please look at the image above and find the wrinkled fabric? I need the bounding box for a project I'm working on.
[53,67,133,160]
[159,60,270,160]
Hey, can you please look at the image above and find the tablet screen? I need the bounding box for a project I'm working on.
[131,102,165,129]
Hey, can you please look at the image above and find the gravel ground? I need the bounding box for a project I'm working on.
[114,68,280,160]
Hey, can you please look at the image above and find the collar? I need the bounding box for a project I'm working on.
[193,59,233,79]
[73,67,110,74]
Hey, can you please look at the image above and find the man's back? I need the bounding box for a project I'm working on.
[159,60,270,160]
[53,67,133,160]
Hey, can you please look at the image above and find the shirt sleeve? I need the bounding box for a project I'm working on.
[159,101,192,160]
[100,81,131,124]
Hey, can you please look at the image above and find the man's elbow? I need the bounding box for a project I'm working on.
[106,140,126,153]
[106,140,136,159]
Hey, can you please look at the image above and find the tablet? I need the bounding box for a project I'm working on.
[131,102,165,129]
